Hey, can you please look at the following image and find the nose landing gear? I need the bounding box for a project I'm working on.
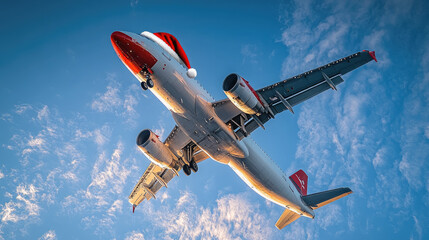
[140,65,154,90]
[146,76,154,88]
[141,81,148,90]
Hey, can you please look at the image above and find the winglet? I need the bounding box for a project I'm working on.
[132,204,137,213]
[363,50,377,62]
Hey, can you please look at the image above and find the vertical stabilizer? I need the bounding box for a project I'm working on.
[289,169,308,195]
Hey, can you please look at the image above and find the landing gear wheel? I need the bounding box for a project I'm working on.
[140,81,148,90]
[190,159,198,173]
[183,164,191,176]
[147,78,154,88]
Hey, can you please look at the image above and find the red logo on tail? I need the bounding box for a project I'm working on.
[289,169,308,196]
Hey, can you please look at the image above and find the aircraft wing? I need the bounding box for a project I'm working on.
[128,125,209,211]
[214,50,377,139]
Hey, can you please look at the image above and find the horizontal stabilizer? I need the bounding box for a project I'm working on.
[302,187,352,209]
[275,208,301,230]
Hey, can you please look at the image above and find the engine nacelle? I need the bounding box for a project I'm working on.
[136,129,177,169]
[223,73,265,115]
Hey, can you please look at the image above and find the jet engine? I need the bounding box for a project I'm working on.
[223,73,265,115]
[136,129,177,169]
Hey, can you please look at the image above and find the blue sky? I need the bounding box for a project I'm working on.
[0,0,428,239]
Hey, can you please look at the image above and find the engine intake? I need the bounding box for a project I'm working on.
[137,129,177,169]
[223,73,265,115]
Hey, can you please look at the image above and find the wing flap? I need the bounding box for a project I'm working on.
[275,208,301,230]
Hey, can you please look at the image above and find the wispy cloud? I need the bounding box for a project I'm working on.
[91,85,122,112]
[0,184,40,223]
[125,231,145,240]
[241,44,259,64]
[281,0,426,233]
[14,104,32,115]
[85,142,131,207]
[90,74,140,124]
[38,230,56,240]
[143,191,274,240]
[411,215,423,240]
[399,41,429,191]
[37,105,49,121]
[130,0,139,7]
[107,200,123,217]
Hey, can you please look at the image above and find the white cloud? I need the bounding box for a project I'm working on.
[62,172,78,182]
[14,104,32,115]
[0,184,40,223]
[130,0,139,7]
[0,171,4,179]
[372,147,387,168]
[0,113,12,122]
[241,44,259,64]
[107,200,123,217]
[124,94,138,115]
[91,85,122,112]
[153,119,166,140]
[85,142,131,207]
[38,230,56,240]
[93,128,108,146]
[90,75,140,124]
[283,222,316,240]
[28,137,45,148]
[143,191,274,240]
[411,216,422,240]
[399,42,429,191]
[125,231,145,240]
[280,0,424,232]
[315,204,342,230]
[158,191,169,203]
[37,105,49,121]
[425,125,429,140]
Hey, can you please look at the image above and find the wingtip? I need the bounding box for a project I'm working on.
[132,204,137,213]
[363,50,377,62]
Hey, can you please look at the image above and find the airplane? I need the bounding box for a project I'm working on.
[110,30,377,229]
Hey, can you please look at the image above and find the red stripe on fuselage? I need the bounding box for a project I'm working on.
[111,31,157,74]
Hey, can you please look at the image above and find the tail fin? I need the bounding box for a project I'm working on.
[275,208,301,230]
[289,169,308,195]
[302,187,353,209]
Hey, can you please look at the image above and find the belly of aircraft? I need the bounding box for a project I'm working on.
[149,60,301,209]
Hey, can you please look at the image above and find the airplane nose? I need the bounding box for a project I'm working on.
[111,31,157,74]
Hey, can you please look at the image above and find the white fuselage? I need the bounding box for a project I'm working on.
[124,31,314,218]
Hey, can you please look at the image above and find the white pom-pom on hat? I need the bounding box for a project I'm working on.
[187,68,197,78]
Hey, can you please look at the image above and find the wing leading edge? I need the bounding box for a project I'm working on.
[214,50,377,139]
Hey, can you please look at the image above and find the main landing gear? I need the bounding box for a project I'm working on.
[183,158,198,176]
[181,143,198,176]
[140,65,154,91]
